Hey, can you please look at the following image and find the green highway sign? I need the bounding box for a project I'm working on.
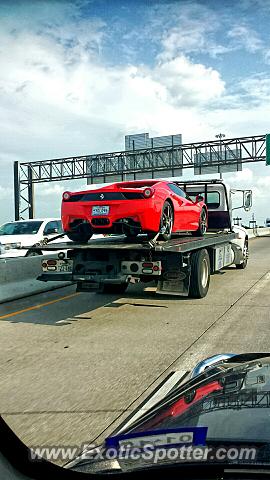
[266,133,270,165]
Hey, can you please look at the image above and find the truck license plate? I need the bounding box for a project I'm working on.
[57,263,73,272]
[92,206,110,216]
[42,260,73,272]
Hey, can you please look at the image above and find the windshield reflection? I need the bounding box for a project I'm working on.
[0,221,43,235]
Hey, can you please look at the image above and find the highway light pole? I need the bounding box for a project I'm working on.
[215,133,225,180]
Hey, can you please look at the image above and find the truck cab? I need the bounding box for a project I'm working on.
[177,180,251,267]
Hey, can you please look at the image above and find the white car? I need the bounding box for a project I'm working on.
[0,218,66,258]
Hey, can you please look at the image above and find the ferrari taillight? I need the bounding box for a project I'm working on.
[143,187,154,198]
[62,191,71,201]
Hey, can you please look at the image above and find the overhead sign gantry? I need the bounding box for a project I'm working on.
[14,134,267,220]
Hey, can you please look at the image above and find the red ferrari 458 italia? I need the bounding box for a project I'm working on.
[135,380,223,432]
[61,180,207,242]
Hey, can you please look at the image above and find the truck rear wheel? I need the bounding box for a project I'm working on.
[99,283,128,294]
[189,248,210,298]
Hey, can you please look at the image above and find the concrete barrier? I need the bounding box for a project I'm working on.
[0,255,72,304]
[247,227,270,239]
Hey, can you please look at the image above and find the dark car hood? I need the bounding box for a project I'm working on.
[69,353,270,473]
[125,353,270,442]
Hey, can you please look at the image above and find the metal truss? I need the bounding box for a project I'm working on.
[179,390,270,423]
[14,134,266,219]
[202,389,270,411]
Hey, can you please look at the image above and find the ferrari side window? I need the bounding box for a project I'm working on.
[168,184,186,198]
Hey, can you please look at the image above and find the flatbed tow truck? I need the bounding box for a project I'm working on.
[33,181,251,298]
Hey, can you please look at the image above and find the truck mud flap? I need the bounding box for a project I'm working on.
[156,253,190,296]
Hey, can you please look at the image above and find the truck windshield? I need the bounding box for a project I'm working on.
[0,221,43,235]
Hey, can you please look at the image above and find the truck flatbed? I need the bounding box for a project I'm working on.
[29,232,237,254]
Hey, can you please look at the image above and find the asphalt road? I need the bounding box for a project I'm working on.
[0,236,269,465]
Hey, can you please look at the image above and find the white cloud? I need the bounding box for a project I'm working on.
[153,56,225,106]
[161,25,209,58]
[239,76,270,101]
[153,2,230,60]
[0,185,13,200]
[227,24,263,53]
[0,19,226,167]
[257,176,270,188]
[264,50,270,64]
[239,0,270,13]
[159,23,232,60]
[205,103,270,138]
[37,184,66,197]
[227,168,254,186]
[0,0,270,223]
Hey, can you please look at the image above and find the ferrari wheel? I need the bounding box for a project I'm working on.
[192,208,207,237]
[66,232,92,243]
[160,201,174,241]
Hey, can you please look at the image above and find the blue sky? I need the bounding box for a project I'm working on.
[0,0,270,224]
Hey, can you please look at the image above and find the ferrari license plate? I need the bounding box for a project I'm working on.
[92,206,110,215]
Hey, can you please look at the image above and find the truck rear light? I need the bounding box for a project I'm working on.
[63,191,71,201]
[142,262,153,268]
[42,262,47,268]
[47,260,57,266]
[143,187,154,198]
[153,265,160,271]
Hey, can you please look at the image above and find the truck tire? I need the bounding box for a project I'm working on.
[99,283,128,294]
[189,248,210,298]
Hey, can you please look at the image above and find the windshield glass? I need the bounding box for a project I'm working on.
[0,221,43,235]
[130,362,270,442]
